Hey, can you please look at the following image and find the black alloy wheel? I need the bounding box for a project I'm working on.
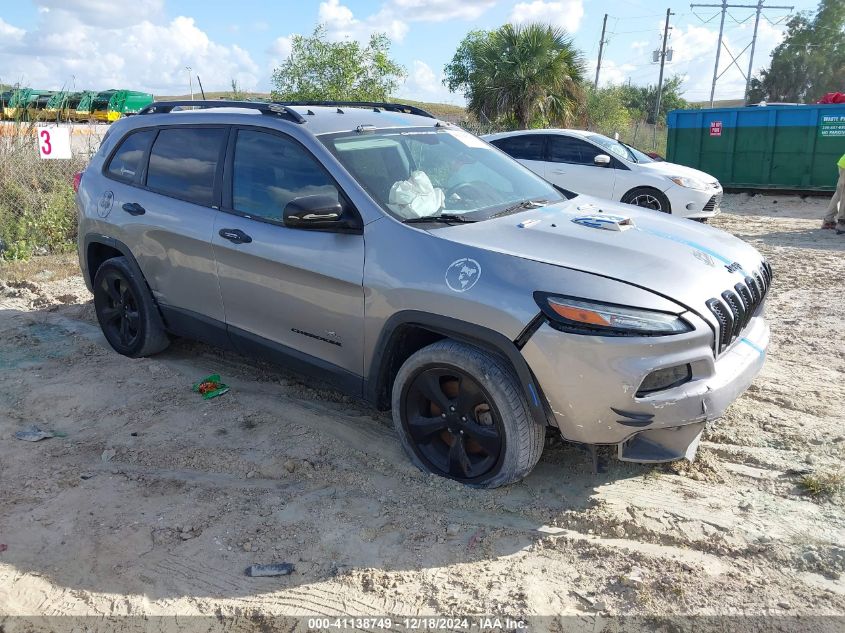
[401,366,504,482]
[96,270,141,350]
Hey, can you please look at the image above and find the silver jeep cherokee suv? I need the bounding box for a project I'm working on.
[76,100,771,488]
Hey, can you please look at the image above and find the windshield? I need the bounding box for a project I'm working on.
[586,133,654,164]
[320,127,565,221]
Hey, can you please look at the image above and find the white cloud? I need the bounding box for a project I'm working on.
[0,13,259,94]
[391,0,497,22]
[267,35,294,74]
[396,60,457,103]
[319,0,409,42]
[590,58,636,87]
[0,18,25,41]
[509,0,585,32]
[35,0,164,28]
[317,0,497,42]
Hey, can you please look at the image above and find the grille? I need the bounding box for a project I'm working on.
[705,261,772,354]
[702,193,723,213]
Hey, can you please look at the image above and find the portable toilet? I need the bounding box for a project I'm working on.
[667,103,845,191]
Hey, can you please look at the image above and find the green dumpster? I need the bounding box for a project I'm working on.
[667,104,845,192]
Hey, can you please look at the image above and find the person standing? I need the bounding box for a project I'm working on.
[822,152,845,232]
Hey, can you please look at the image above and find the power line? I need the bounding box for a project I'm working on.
[690,0,794,106]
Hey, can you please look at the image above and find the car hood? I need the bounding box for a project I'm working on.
[637,159,720,185]
[433,196,765,319]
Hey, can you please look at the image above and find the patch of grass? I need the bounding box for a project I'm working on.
[0,253,80,282]
[0,123,88,261]
[798,471,845,498]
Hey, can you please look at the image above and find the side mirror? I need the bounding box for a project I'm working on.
[594,154,611,167]
[283,195,362,233]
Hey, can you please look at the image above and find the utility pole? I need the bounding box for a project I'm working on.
[690,1,793,106]
[185,66,193,101]
[745,0,765,102]
[654,8,673,130]
[594,13,609,89]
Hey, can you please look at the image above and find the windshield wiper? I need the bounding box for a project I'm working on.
[488,199,549,219]
[403,213,477,224]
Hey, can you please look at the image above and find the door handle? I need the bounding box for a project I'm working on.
[218,228,253,244]
[551,169,567,175]
[121,202,145,216]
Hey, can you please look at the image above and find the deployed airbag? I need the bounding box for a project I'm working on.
[388,170,445,218]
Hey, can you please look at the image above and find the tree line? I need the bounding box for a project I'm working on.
[271,0,842,132]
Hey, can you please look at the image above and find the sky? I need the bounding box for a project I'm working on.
[0,0,822,104]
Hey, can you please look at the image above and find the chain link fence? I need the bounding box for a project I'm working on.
[0,121,104,260]
[0,113,669,262]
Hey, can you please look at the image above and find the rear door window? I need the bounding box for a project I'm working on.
[491,135,545,161]
[146,127,226,206]
[548,136,600,165]
[106,129,155,183]
[231,129,339,222]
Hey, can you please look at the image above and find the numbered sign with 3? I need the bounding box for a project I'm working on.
[37,126,72,160]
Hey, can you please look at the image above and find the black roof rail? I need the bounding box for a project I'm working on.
[137,100,306,124]
[275,100,435,119]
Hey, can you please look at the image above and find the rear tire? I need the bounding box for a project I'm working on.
[93,257,169,358]
[391,340,545,488]
[621,187,671,213]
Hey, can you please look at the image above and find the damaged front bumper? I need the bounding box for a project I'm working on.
[522,311,769,462]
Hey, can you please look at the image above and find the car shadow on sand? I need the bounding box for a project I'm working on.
[0,303,662,604]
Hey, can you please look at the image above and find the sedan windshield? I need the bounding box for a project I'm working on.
[586,133,654,164]
[319,127,565,221]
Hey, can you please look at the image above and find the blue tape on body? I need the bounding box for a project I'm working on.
[638,226,746,276]
[528,382,540,407]
[739,337,765,356]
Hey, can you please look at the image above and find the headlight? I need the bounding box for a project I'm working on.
[668,175,708,191]
[534,293,692,336]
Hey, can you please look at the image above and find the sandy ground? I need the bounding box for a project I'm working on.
[0,194,844,630]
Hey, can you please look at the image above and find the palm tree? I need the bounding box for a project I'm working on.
[468,23,585,129]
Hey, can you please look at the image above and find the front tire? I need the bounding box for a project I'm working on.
[93,257,169,358]
[391,340,545,488]
[621,187,671,213]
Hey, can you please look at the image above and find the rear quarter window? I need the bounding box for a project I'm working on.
[146,127,226,207]
[105,129,156,183]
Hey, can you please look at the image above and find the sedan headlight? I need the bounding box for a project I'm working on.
[534,293,692,336]
[668,175,708,191]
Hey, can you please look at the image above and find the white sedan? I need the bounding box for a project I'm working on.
[482,129,722,220]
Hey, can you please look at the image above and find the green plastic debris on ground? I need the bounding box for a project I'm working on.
[192,374,230,400]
